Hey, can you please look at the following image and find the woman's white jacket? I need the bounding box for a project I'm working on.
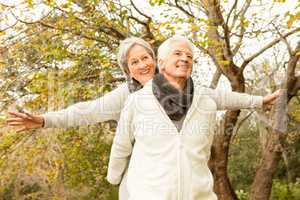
[107,80,263,200]
[42,83,129,128]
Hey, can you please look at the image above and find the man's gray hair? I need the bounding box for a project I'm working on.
[157,35,194,62]
[117,37,155,77]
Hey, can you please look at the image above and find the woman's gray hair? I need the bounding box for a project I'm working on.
[157,35,194,63]
[117,37,155,77]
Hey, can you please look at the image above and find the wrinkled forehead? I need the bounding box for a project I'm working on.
[170,42,193,55]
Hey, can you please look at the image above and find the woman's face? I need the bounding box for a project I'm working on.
[127,45,156,85]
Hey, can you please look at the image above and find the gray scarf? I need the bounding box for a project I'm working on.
[152,73,194,121]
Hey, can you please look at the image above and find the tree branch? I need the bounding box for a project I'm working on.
[241,27,300,71]
[232,111,254,142]
[209,68,222,89]
[0,21,18,32]
[38,21,110,44]
[11,11,113,46]
[231,0,251,55]
[225,0,238,27]
[174,0,195,18]
[273,23,293,56]
[130,0,151,20]
[229,0,251,31]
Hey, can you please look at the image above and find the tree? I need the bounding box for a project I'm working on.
[1,0,299,199]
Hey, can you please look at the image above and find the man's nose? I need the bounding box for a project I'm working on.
[180,54,189,63]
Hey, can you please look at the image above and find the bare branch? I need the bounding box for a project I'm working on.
[241,27,300,71]
[209,68,222,89]
[229,0,251,31]
[38,21,106,43]
[194,42,223,70]
[11,10,117,45]
[2,28,43,47]
[56,5,126,39]
[231,28,245,55]
[0,2,19,8]
[130,0,151,20]
[128,16,147,27]
[232,111,254,142]
[0,21,18,32]
[54,6,89,26]
[225,0,238,27]
[174,0,195,18]
[273,23,293,56]
[10,9,54,24]
[127,3,154,40]
[231,0,251,55]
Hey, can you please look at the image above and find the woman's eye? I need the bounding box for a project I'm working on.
[131,60,138,65]
[143,56,149,60]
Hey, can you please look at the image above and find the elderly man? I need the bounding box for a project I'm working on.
[107,36,279,200]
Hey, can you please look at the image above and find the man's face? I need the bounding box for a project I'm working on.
[159,42,193,79]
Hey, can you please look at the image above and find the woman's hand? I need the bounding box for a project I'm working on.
[262,89,282,106]
[6,111,44,132]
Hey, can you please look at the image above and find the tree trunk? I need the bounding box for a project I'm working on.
[250,41,300,200]
[249,132,283,200]
[209,110,240,200]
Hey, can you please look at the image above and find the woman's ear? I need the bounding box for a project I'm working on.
[126,68,132,77]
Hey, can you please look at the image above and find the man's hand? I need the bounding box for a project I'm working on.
[262,89,282,106]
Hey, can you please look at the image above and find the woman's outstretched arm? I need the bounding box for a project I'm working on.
[7,83,129,131]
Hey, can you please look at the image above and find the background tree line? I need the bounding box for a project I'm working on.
[0,0,299,199]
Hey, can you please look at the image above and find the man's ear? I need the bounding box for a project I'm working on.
[158,59,164,72]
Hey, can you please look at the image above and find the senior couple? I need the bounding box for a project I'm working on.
[8,36,280,199]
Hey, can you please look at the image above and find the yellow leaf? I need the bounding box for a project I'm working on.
[218,60,230,66]
[287,18,294,29]
[27,0,33,8]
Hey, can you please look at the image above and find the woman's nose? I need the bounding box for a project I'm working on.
[137,61,148,69]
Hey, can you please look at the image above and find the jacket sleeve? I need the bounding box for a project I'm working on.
[42,83,129,128]
[202,87,263,110]
[106,94,135,185]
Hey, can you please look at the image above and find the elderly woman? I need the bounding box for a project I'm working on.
[106,36,280,199]
[7,37,157,200]
[7,37,156,130]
